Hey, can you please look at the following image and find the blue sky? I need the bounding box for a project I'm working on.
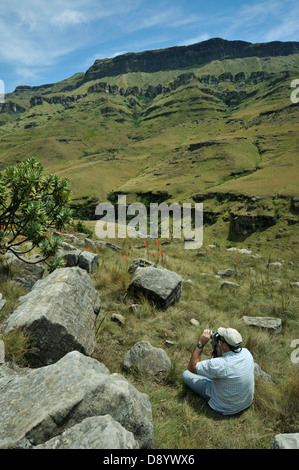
[1,0,299,93]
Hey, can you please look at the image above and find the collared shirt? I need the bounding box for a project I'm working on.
[195,348,255,415]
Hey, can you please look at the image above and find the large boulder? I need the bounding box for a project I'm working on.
[78,250,99,273]
[56,243,81,267]
[243,315,282,335]
[35,416,139,449]
[3,267,101,366]
[127,266,182,309]
[271,433,299,449]
[128,258,156,274]
[123,341,172,380]
[1,253,45,289]
[0,351,154,449]
[56,243,98,273]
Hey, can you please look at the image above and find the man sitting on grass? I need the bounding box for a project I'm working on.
[182,327,254,415]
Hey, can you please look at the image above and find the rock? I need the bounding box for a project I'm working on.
[123,341,171,380]
[291,197,299,213]
[196,251,206,257]
[3,267,101,366]
[291,282,299,289]
[220,281,241,289]
[0,351,154,449]
[57,243,81,267]
[0,340,4,364]
[127,266,182,310]
[226,247,252,255]
[230,212,275,235]
[0,293,6,311]
[128,258,156,274]
[78,251,99,273]
[56,242,98,273]
[129,304,141,313]
[111,313,125,325]
[272,280,282,286]
[271,433,299,449]
[2,253,45,289]
[243,315,282,334]
[88,239,121,252]
[254,363,272,383]
[217,269,237,278]
[269,262,282,268]
[190,318,199,327]
[35,416,139,449]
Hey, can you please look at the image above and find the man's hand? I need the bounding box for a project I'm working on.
[199,329,212,347]
[187,329,212,374]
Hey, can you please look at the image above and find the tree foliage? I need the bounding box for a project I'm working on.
[0,157,72,271]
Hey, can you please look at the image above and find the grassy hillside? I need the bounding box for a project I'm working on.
[0,38,298,450]
[1,223,298,449]
[0,47,298,209]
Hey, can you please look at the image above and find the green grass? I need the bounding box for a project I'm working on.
[68,223,299,448]
[0,216,298,448]
[0,60,298,211]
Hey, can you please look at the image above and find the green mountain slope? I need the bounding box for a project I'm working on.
[0,38,298,230]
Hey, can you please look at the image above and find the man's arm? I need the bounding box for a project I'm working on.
[187,329,212,374]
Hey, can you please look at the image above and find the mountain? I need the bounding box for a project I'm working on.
[0,37,298,235]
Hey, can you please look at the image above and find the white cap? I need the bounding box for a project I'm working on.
[217,327,242,347]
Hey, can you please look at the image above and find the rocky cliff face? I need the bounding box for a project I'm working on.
[80,38,299,84]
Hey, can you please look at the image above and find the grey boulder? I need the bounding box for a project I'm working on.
[271,433,299,449]
[2,253,45,289]
[3,267,101,366]
[243,315,282,334]
[123,341,172,380]
[57,243,98,273]
[35,416,139,449]
[0,351,154,449]
[127,266,182,309]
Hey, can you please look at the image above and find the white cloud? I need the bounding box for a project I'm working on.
[51,9,87,26]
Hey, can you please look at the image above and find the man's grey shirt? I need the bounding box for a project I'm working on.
[195,348,254,415]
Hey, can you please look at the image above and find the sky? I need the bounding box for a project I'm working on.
[1,0,299,93]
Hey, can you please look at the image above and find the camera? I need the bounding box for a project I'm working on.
[211,332,221,358]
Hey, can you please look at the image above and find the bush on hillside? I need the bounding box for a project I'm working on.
[0,157,72,271]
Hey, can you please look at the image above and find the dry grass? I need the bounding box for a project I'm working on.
[85,233,299,449]
[0,221,298,449]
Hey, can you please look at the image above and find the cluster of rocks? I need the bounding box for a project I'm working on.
[56,242,98,273]
[0,351,154,449]
[0,246,186,449]
[1,235,298,449]
[0,263,156,449]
